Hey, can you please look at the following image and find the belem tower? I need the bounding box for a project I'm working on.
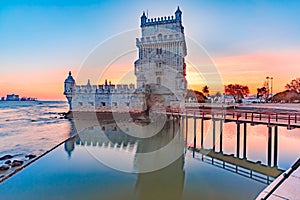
[64,7,187,113]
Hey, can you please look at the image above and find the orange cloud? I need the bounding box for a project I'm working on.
[213,50,300,93]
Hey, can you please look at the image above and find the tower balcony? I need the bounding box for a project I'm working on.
[136,34,184,46]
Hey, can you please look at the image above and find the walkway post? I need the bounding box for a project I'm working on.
[267,126,272,166]
[213,119,216,151]
[237,122,240,158]
[243,123,247,159]
[201,112,204,149]
[220,120,223,153]
[193,114,197,157]
[274,126,278,167]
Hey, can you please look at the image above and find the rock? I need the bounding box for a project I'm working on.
[0,155,13,160]
[11,160,23,167]
[0,164,10,171]
[25,154,36,159]
[4,160,11,165]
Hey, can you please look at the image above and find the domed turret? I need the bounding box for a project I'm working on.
[141,11,147,27]
[64,137,75,159]
[175,6,182,22]
[64,71,75,110]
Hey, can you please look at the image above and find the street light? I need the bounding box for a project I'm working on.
[265,76,273,103]
[266,77,270,103]
[270,77,273,103]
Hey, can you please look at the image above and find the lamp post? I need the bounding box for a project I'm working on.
[270,77,273,103]
[266,77,270,103]
[266,76,273,103]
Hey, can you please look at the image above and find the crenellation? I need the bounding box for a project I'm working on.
[144,15,177,26]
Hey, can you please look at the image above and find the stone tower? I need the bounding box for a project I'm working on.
[134,7,187,108]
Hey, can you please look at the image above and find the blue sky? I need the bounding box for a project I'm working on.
[0,0,300,99]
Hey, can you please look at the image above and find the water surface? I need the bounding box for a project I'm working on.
[1,109,299,199]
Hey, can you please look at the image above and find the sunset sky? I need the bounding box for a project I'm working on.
[0,0,300,100]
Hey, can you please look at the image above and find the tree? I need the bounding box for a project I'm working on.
[202,85,209,96]
[224,84,249,103]
[257,86,268,102]
[285,78,300,93]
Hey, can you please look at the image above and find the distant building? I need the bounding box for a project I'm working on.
[6,94,20,101]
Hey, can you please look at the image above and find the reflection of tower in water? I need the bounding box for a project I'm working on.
[134,119,185,200]
[63,115,185,199]
[64,137,75,158]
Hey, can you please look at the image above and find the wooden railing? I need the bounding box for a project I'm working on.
[152,107,300,129]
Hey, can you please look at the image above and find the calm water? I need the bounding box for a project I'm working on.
[0,108,299,199]
[0,101,71,177]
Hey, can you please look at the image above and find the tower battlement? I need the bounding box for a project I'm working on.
[143,15,177,26]
[141,6,182,27]
[74,81,136,94]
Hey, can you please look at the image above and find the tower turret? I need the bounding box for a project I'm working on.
[175,6,182,22]
[141,11,147,27]
[64,71,75,110]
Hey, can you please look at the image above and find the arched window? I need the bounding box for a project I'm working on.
[158,34,162,41]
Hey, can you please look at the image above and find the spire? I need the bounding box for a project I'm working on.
[65,71,75,83]
[176,6,182,13]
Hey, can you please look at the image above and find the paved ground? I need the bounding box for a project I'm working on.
[256,159,300,200]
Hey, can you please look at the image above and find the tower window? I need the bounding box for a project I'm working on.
[157,77,161,85]
[157,48,162,55]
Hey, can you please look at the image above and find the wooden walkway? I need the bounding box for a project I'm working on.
[161,109,300,129]
[256,158,300,200]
